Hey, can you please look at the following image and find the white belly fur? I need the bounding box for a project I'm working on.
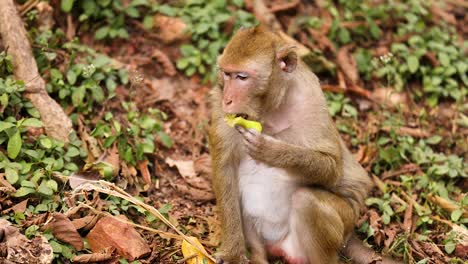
[239,157,297,242]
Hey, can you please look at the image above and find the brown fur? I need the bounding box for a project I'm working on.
[210,25,382,264]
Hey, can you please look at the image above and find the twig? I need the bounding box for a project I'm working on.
[74,181,216,263]
[427,194,468,218]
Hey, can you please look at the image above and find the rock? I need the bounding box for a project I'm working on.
[86,216,151,261]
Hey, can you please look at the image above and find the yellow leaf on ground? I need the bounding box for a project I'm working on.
[181,236,214,264]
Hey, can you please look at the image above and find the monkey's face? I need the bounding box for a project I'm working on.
[217,64,265,121]
[217,25,298,121]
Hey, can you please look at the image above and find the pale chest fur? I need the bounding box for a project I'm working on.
[238,157,297,242]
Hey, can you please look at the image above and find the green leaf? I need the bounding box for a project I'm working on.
[157,131,172,148]
[7,130,22,159]
[66,146,80,157]
[338,28,351,44]
[66,70,78,85]
[438,53,450,67]
[38,181,54,196]
[0,121,15,132]
[451,209,463,222]
[40,138,53,149]
[50,240,63,253]
[407,56,419,73]
[125,7,140,18]
[14,187,36,197]
[158,4,177,16]
[5,167,18,184]
[444,242,455,254]
[232,0,244,7]
[95,26,110,40]
[47,180,58,192]
[426,135,442,145]
[21,180,36,188]
[61,0,75,12]
[22,118,43,127]
[143,15,154,29]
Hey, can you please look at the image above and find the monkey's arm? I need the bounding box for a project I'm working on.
[209,127,248,262]
[236,126,342,188]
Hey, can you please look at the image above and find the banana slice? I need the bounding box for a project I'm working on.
[224,114,262,133]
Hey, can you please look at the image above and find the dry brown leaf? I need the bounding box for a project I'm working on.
[172,183,215,202]
[337,45,359,84]
[2,198,28,214]
[153,15,190,44]
[383,224,399,250]
[166,158,196,178]
[371,87,409,108]
[369,209,384,246]
[137,159,151,185]
[72,248,115,263]
[72,215,99,231]
[152,49,176,76]
[44,213,84,251]
[68,172,100,189]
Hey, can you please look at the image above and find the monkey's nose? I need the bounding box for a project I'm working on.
[224,99,233,106]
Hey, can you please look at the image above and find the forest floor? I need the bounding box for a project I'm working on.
[0,1,467,264]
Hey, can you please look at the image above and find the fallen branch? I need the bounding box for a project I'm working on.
[0,0,72,142]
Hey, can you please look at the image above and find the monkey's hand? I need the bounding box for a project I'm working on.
[236,125,285,165]
[215,251,249,264]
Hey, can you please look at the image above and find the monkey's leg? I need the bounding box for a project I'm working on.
[279,188,355,264]
[243,217,268,264]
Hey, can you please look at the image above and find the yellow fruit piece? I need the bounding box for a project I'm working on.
[181,236,214,264]
[224,114,262,133]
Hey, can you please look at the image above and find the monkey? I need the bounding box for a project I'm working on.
[209,25,394,264]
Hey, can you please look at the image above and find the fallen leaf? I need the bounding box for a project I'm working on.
[138,159,152,185]
[153,15,190,44]
[172,183,215,202]
[72,247,115,263]
[383,224,399,250]
[182,236,214,264]
[337,45,359,84]
[72,215,99,231]
[2,198,28,214]
[44,213,84,251]
[166,158,196,178]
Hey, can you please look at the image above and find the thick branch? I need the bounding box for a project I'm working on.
[0,0,72,142]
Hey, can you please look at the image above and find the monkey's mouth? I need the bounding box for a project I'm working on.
[234,113,250,119]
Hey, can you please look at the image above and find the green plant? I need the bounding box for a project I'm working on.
[173,0,256,80]
[61,0,154,40]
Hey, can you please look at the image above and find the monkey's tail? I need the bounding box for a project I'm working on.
[341,235,403,264]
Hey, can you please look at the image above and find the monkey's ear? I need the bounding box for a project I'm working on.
[277,45,297,73]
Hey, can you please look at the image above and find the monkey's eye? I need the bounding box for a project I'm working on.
[223,72,230,80]
[236,73,248,81]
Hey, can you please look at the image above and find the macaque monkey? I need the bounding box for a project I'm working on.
[209,25,380,264]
